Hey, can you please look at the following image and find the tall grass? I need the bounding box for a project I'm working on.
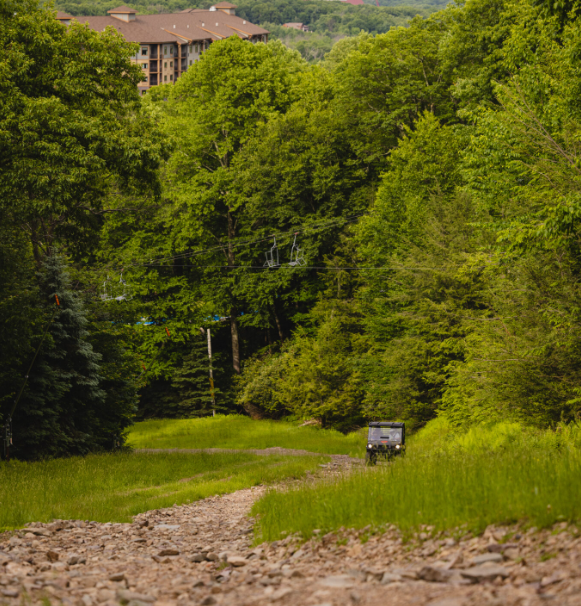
[253,420,581,541]
[127,415,364,456]
[0,451,328,531]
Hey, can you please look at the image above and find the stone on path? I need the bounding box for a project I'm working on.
[0,456,580,606]
[319,575,355,588]
[471,553,503,566]
[461,565,509,582]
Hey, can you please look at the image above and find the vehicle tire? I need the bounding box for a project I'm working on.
[365,452,377,466]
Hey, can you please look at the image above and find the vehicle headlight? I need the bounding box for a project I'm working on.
[367,444,372,449]
[395,444,401,449]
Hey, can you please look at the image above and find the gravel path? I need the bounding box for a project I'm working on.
[136,447,356,461]
[2,459,581,606]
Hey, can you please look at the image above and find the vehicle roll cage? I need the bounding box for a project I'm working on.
[368,422,405,443]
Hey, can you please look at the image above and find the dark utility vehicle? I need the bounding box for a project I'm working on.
[365,422,405,465]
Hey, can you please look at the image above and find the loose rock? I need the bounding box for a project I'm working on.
[0,456,579,606]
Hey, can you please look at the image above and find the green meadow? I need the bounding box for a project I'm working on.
[252,419,581,541]
[3,416,581,540]
[0,450,328,532]
[126,414,364,456]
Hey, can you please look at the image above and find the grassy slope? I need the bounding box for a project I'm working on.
[126,414,365,456]
[0,451,328,531]
[252,419,581,541]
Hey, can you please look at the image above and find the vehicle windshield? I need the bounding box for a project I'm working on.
[368,427,402,442]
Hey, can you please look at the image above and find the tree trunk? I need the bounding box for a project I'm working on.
[272,302,284,343]
[227,210,241,373]
[267,326,273,354]
[230,308,241,374]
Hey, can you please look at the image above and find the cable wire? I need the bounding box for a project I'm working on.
[126,213,369,269]
[139,265,450,270]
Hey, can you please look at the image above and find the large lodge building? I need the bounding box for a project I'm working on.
[56,4,269,94]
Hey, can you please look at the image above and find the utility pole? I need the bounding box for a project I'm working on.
[200,327,216,416]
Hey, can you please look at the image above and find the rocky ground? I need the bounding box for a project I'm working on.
[1,458,581,606]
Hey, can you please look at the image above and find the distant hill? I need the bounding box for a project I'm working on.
[52,0,450,61]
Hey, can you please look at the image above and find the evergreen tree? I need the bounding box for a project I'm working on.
[172,334,225,417]
[11,253,107,459]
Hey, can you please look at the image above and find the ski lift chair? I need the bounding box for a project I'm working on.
[115,271,131,302]
[100,277,113,301]
[288,234,305,267]
[263,237,280,268]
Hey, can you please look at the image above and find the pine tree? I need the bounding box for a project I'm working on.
[171,334,216,417]
[11,252,107,459]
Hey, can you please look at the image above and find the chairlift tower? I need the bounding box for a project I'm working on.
[200,327,216,416]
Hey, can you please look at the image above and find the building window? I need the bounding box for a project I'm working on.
[164,45,167,54]
[164,61,167,68]
[170,74,173,81]
[164,75,167,81]
[141,47,148,56]
[170,61,173,68]
[142,63,147,69]
[189,60,192,65]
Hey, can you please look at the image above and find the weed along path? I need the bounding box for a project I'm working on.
[2,457,581,606]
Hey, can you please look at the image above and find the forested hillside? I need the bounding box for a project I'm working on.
[53,0,443,60]
[2,0,579,460]
[54,0,445,18]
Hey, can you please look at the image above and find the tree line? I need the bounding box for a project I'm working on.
[1,0,579,459]
[53,0,442,62]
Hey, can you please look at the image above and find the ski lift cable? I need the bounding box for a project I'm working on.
[125,213,370,269]
[139,265,454,270]
[138,214,364,266]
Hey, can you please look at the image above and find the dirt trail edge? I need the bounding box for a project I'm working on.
[2,469,581,606]
[136,447,355,460]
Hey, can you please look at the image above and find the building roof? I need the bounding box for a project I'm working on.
[283,22,304,27]
[71,9,268,44]
[107,5,137,13]
[342,0,365,5]
[56,10,73,19]
[73,11,267,44]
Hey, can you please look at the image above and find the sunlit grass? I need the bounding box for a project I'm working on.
[0,451,328,531]
[126,414,365,456]
[252,420,581,541]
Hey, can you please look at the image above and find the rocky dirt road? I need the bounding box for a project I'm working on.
[1,458,581,606]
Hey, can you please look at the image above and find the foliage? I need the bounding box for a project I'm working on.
[5,253,135,460]
[266,302,366,430]
[171,333,224,417]
[0,227,41,433]
[9,0,581,456]
[355,115,488,428]
[236,353,289,419]
[53,0,443,39]
[0,0,166,459]
[0,0,166,262]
